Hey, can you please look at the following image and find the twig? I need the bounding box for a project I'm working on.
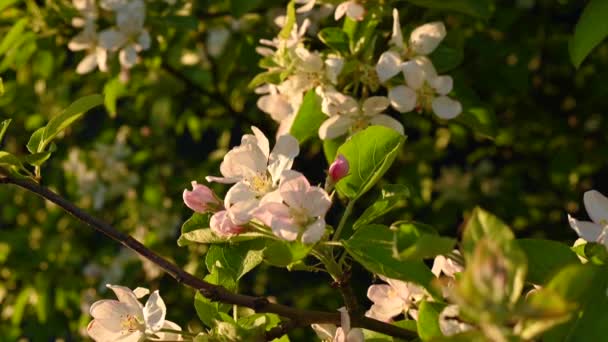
[0,174,416,339]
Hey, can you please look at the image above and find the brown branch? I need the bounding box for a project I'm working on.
[0,174,416,340]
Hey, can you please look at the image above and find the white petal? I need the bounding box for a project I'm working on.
[302,218,326,244]
[311,323,336,340]
[302,187,332,217]
[132,287,149,299]
[338,307,351,332]
[96,47,108,72]
[270,134,300,162]
[76,53,99,74]
[268,155,294,185]
[409,21,446,55]
[224,182,257,208]
[319,115,353,140]
[87,319,132,341]
[98,29,127,51]
[429,75,453,95]
[119,44,138,69]
[143,291,166,332]
[388,85,417,113]
[401,60,426,89]
[227,198,259,225]
[137,30,151,51]
[250,126,270,159]
[155,321,183,340]
[584,190,608,225]
[106,285,143,311]
[347,328,365,342]
[89,300,130,319]
[220,144,268,179]
[296,0,316,13]
[325,57,344,84]
[279,171,310,208]
[431,96,462,119]
[362,96,390,116]
[413,55,438,79]
[370,114,405,135]
[295,47,324,73]
[390,9,404,49]
[376,51,403,83]
[345,2,365,21]
[568,214,605,243]
[257,94,293,122]
[334,2,348,20]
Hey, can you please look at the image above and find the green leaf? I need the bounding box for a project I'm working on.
[393,222,456,261]
[248,70,281,89]
[571,241,608,265]
[264,240,313,267]
[354,184,410,228]
[278,1,296,40]
[0,0,20,12]
[26,128,44,154]
[404,0,493,19]
[178,228,265,246]
[194,291,221,328]
[461,207,514,260]
[323,137,344,163]
[103,78,127,118]
[429,45,463,74]
[452,105,497,139]
[516,239,579,285]
[22,152,52,167]
[417,301,446,341]
[343,224,435,289]
[289,90,326,143]
[335,126,406,199]
[0,77,4,95]
[318,27,350,54]
[0,18,28,56]
[0,119,11,142]
[569,0,608,68]
[205,241,265,281]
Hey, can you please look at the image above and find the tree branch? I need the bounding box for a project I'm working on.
[0,174,416,339]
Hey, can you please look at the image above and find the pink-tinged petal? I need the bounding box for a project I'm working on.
[226,198,259,225]
[210,210,244,236]
[429,75,453,95]
[409,21,446,55]
[568,214,604,243]
[338,307,351,332]
[257,202,299,241]
[143,290,166,332]
[251,126,270,158]
[362,96,390,116]
[347,328,365,342]
[155,320,183,340]
[76,53,99,74]
[260,189,284,205]
[270,134,300,162]
[257,95,293,122]
[584,190,608,225]
[311,323,336,340]
[279,172,310,208]
[89,300,130,319]
[319,115,353,140]
[367,284,392,303]
[303,188,332,217]
[220,144,268,179]
[204,175,240,184]
[376,51,402,83]
[329,154,349,182]
[345,1,365,21]
[432,96,462,119]
[268,155,295,185]
[369,115,405,135]
[334,2,348,20]
[388,85,417,113]
[402,60,425,90]
[87,319,128,341]
[106,285,143,311]
[183,181,220,213]
[253,202,289,227]
[132,287,149,299]
[302,218,326,244]
[224,182,257,208]
[390,9,404,49]
[277,114,296,138]
[365,307,394,322]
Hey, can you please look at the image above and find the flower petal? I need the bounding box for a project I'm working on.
[369,114,405,135]
[345,1,365,21]
[279,171,310,208]
[319,115,353,140]
[311,323,336,340]
[98,29,127,51]
[362,96,390,116]
[302,187,332,217]
[432,96,462,119]
[376,51,403,83]
[270,134,300,163]
[401,60,425,90]
[429,75,453,95]
[568,214,605,243]
[388,85,417,113]
[106,285,143,311]
[251,126,270,159]
[119,44,138,69]
[219,144,268,180]
[302,218,326,244]
[155,320,183,340]
[409,21,446,55]
[584,190,608,225]
[143,290,166,332]
[76,53,99,74]
[389,9,404,49]
[334,2,348,20]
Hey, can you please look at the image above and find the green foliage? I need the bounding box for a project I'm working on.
[353,184,410,228]
[516,239,579,285]
[570,0,608,68]
[318,27,350,54]
[417,301,445,340]
[335,126,406,199]
[289,90,326,143]
[404,0,494,19]
[393,222,456,260]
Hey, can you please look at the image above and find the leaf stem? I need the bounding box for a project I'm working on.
[332,200,356,241]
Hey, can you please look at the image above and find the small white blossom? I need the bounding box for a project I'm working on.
[438,305,473,336]
[366,276,426,322]
[206,127,299,225]
[312,307,364,342]
[68,22,109,74]
[334,1,365,21]
[72,0,98,28]
[568,190,608,249]
[431,252,463,278]
[87,285,182,341]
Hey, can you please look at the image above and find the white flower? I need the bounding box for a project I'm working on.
[68,22,109,74]
[431,252,463,278]
[409,22,447,55]
[334,1,365,21]
[366,276,426,322]
[98,0,150,70]
[312,307,364,342]
[206,127,299,225]
[318,94,404,140]
[296,0,316,13]
[72,0,98,28]
[438,305,473,336]
[254,170,331,243]
[87,285,182,341]
[568,190,608,249]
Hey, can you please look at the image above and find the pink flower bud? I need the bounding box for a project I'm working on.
[329,154,349,182]
[210,210,244,236]
[183,181,220,213]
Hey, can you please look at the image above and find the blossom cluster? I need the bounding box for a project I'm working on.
[68,0,150,75]
[183,127,339,244]
[254,4,462,141]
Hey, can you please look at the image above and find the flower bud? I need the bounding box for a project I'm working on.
[329,154,349,182]
[183,181,221,213]
[409,21,446,55]
[210,210,244,236]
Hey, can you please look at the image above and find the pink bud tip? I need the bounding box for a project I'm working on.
[210,210,245,236]
[183,181,220,213]
[329,154,349,182]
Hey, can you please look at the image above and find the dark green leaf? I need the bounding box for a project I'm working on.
[452,105,497,139]
[572,241,608,265]
[393,222,456,261]
[354,184,410,228]
[205,241,265,281]
[177,228,265,246]
[517,239,579,285]
[103,78,127,118]
[248,71,282,89]
[0,118,11,142]
[195,291,221,328]
[22,152,52,167]
[461,207,514,260]
[335,126,406,199]
[429,45,463,74]
[0,18,28,56]
[569,0,608,68]
[264,240,313,267]
[318,27,350,54]
[417,301,446,340]
[404,0,493,19]
[343,224,435,289]
[289,90,326,143]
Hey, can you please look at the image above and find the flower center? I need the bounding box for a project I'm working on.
[248,173,274,196]
[120,314,141,333]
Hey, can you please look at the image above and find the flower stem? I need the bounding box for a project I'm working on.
[157,328,198,338]
[332,199,356,241]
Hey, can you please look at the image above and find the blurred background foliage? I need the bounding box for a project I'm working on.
[0,0,606,340]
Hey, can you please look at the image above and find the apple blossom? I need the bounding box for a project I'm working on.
[87,284,182,341]
[438,305,473,336]
[318,94,404,140]
[254,170,331,243]
[568,189,608,249]
[366,276,426,322]
[182,181,221,213]
[206,127,299,225]
[210,210,245,237]
[329,154,349,182]
[312,307,364,342]
[334,1,365,21]
[432,252,464,278]
[72,0,98,28]
[68,22,109,74]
